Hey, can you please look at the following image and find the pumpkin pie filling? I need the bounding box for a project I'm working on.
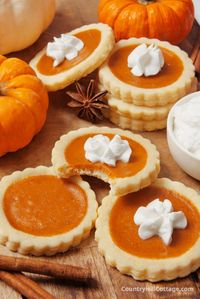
[3,175,88,236]
[110,186,200,259]
[64,133,147,179]
[37,29,101,75]
[109,45,184,88]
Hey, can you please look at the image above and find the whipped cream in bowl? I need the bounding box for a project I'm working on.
[167,91,200,180]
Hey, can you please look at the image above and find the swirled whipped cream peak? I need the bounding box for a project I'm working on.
[128,43,164,77]
[134,198,187,245]
[46,34,84,67]
[173,97,200,159]
[84,134,132,166]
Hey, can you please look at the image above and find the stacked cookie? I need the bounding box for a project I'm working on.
[98,37,197,131]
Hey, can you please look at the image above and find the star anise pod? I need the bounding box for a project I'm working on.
[66,80,108,122]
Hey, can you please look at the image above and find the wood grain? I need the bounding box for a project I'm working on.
[1,0,200,298]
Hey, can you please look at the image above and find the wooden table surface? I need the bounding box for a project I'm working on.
[0,0,200,298]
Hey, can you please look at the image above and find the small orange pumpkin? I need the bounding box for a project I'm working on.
[0,55,49,157]
[98,0,194,44]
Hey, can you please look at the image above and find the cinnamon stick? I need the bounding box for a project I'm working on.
[0,271,53,299]
[15,273,56,299]
[0,255,91,281]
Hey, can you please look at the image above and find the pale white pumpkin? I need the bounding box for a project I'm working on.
[0,0,56,54]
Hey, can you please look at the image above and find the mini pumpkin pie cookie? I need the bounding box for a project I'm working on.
[30,23,115,91]
[0,166,97,256]
[95,178,200,282]
[98,38,197,107]
[52,127,160,196]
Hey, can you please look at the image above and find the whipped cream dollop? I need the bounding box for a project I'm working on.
[128,43,164,77]
[84,134,132,166]
[46,34,84,67]
[173,97,200,159]
[134,199,187,245]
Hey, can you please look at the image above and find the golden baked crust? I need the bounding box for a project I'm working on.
[98,83,174,121]
[106,109,167,131]
[52,126,160,196]
[106,94,172,121]
[95,178,200,282]
[0,166,97,256]
[98,37,197,107]
[30,23,115,91]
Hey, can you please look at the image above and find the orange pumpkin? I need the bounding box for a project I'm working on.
[0,55,48,157]
[98,0,194,44]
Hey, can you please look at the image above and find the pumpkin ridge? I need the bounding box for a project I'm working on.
[0,97,36,151]
[157,2,182,43]
[0,58,35,82]
[0,82,8,96]
[6,88,46,134]
[111,2,136,29]
[0,56,6,67]
[0,122,8,156]
[115,3,148,40]
[160,0,194,44]
[146,3,165,40]
[5,95,38,135]
[99,0,134,28]
[115,3,141,19]
[7,75,49,111]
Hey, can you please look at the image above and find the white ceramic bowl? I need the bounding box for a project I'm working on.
[167,91,200,181]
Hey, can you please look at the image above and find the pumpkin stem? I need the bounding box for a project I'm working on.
[138,0,155,4]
